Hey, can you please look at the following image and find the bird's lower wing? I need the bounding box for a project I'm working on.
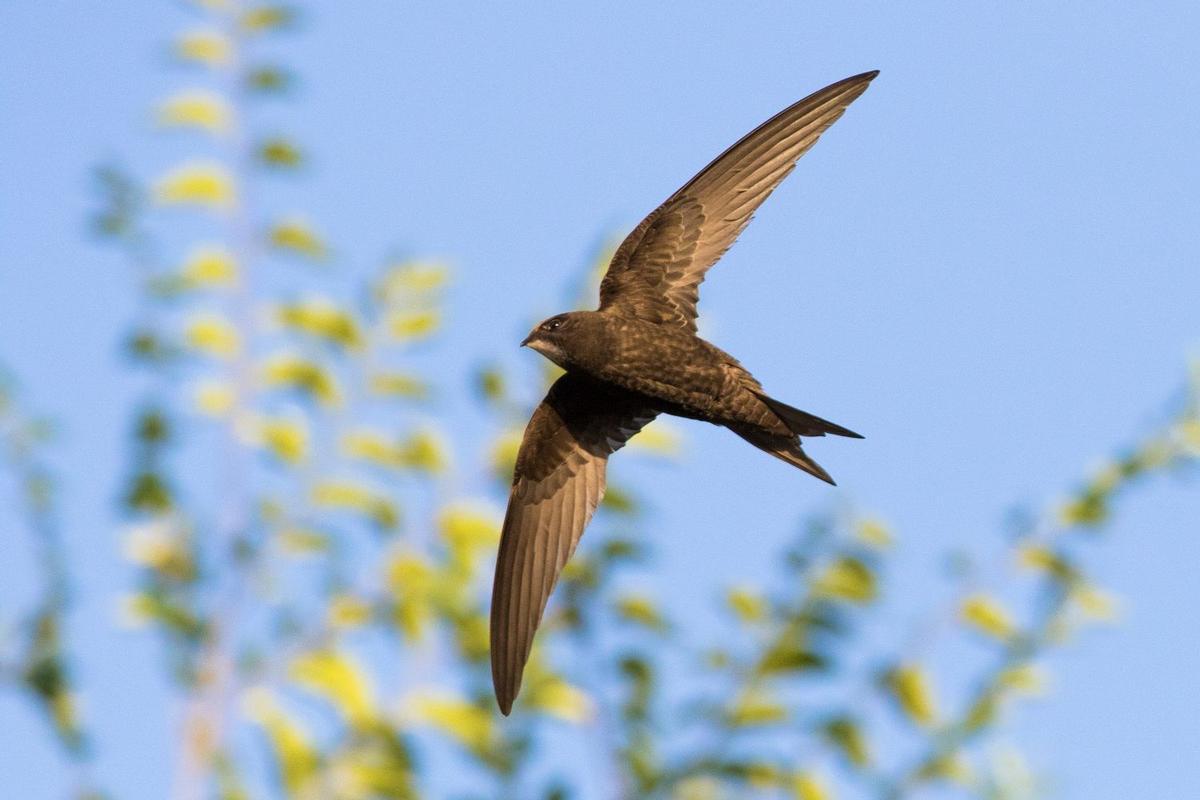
[491,373,656,714]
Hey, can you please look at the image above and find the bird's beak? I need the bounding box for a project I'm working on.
[520,332,534,348]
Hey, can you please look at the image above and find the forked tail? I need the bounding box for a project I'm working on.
[754,390,863,439]
[729,424,837,485]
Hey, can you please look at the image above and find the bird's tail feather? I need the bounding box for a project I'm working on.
[729,425,836,485]
[753,391,863,439]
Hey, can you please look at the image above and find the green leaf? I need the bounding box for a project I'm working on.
[257,137,304,169]
[245,65,296,94]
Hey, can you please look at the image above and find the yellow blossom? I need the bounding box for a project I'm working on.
[275,298,362,349]
[960,593,1017,641]
[311,480,398,529]
[122,518,192,578]
[155,161,235,209]
[262,354,341,405]
[998,663,1049,696]
[388,309,440,341]
[327,594,372,629]
[289,650,376,727]
[1072,585,1122,622]
[257,416,309,464]
[176,30,231,67]
[812,557,876,603]
[241,688,319,795]
[855,517,893,549]
[181,246,237,287]
[376,261,449,305]
[525,678,593,723]
[185,314,239,357]
[387,552,434,638]
[885,664,939,728]
[406,691,494,752]
[368,371,429,400]
[791,771,832,800]
[193,381,235,416]
[726,586,768,622]
[628,418,682,456]
[156,90,229,134]
[270,218,328,261]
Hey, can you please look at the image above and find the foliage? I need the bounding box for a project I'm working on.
[0,370,102,799]
[2,2,1199,799]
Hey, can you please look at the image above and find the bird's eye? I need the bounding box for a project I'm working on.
[543,317,563,332]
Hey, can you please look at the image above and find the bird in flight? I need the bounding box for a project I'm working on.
[491,71,878,714]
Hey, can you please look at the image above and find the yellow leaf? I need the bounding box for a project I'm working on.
[181,245,238,287]
[376,261,449,305]
[341,429,396,467]
[1072,585,1122,623]
[855,517,893,549]
[727,691,788,727]
[615,593,668,631]
[269,217,327,261]
[121,518,193,579]
[388,309,439,341]
[262,354,341,405]
[489,429,523,480]
[726,586,767,623]
[155,161,235,208]
[395,429,446,474]
[289,649,376,727]
[368,371,429,400]
[885,664,939,728]
[242,688,319,794]
[439,503,500,560]
[960,593,1017,641]
[919,751,975,787]
[407,692,493,752]
[275,297,362,349]
[184,313,240,357]
[256,416,309,464]
[157,90,230,134]
[1178,418,1200,455]
[812,557,876,604]
[628,418,682,457]
[176,30,232,67]
[998,663,1049,696]
[193,380,235,416]
[386,552,433,639]
[1015,545,1072,581]
[311,480,399,530]
[672,777,723,800]
[327,594,372,629]
[116,593,156,629]
[275,527,328,555]
[822,716,871,767]
[791,771,832,800]
[525,677,593,723]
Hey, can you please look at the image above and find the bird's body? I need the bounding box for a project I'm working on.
[492,71,879,714]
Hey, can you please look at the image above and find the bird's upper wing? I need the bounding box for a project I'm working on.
[490,373,657,714]
[598,71,878,332]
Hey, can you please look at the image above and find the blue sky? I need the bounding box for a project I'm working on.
[2,2,1199,797]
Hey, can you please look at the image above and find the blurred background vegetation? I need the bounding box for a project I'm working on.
[2,3,1198,799]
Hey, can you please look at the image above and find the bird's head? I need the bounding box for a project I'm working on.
[521,312,588,369]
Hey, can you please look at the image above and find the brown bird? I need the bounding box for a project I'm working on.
[491,71,877,714]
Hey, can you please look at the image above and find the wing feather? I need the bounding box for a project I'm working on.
[599,71,878,331]
[490,373,656,714]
